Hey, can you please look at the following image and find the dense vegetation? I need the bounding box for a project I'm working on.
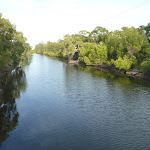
[35,23,150,74]
[0,14,32,74]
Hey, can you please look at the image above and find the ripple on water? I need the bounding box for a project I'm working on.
[1,54,150,150]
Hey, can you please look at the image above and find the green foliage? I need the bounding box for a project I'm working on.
[113,55,136,70]
[84,56,92,65]
[138,46,150,62]
[141,58,150,74]
[78,42,108,65]
[108,60,114,67]
[78,30,90,42]
[89,26,108,43]
[144,23,150,42]
[0,15,31,74]
[34,22,150,74]
[35,34,83,59]
[88,42,108,65]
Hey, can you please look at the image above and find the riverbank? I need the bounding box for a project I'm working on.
[36,53,150,80]
[88,64,150,80]
[97,66,150,80]
[0,63,16,78]
[0,54,33,78]
[68,59,150,80]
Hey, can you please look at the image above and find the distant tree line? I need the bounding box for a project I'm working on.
[0,14,32,74]
[35,23,150,73]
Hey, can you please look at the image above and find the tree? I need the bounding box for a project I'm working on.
[89,42,108,65]
[78,30,90,42]
[141,58,150,74]
[113,55,136,70]
[79,42,108,65]
[145,23,150,42]
[89,26,108,43]
[0,15,31,73]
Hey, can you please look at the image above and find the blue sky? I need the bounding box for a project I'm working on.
[1,0,150,48]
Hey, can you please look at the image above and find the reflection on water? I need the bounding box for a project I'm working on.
[0,54,150,150]
[0,56,32,146]
[68,64,150,89]
[62,63,150,150]
[20,55,33,69]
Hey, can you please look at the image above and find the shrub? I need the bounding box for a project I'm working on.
[141,58,150,74]
[113,55,136,70]
[84,56,92,65]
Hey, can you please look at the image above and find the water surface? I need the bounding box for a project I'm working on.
[0,54,150,150]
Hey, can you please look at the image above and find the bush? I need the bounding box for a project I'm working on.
[141,58,150,74]
[108,59,115,67]
[113,55,136,70]
[84,56,92,65]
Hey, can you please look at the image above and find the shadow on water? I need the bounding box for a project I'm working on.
[0,54,149,150]
[0,56,32,146]
[20,55,33,69]
[37,54,150,89]
[44,52,150,89]
[44,55,69,63]
[66,64,150,89]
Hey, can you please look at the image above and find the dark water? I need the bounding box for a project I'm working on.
[0,54,150,150]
